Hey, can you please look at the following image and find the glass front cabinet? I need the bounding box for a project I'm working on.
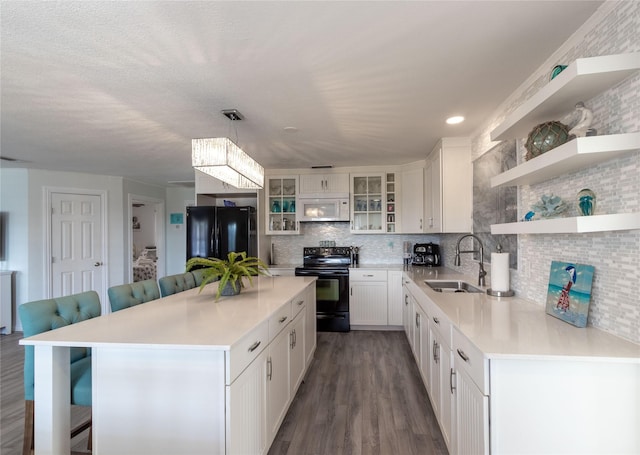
[266,176,299,235]
[350,173,385,233]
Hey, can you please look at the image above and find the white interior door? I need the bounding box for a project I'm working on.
[51,192,104,297]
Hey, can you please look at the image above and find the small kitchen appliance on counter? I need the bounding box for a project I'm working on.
[412,242,441,266]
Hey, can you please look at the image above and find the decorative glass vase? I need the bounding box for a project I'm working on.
[577,189,596,216]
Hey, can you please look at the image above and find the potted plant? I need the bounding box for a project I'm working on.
[186,251,270,300]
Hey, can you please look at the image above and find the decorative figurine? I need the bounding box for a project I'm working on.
[568,102,594,138]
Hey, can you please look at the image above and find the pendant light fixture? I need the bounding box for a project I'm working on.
[192,109,264,189]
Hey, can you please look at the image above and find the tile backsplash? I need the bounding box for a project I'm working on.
[470,1,640,344]
[269,222,439,265]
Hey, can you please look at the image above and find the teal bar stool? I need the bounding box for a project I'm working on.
[108,279,160,312]
[190,268,213,287]
[19,290,101,455]
[158,272,196,297]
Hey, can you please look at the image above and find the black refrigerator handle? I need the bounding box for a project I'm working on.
[213,224,220,258]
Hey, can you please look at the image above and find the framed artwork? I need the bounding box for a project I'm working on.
[132,216,141,231]
[545,261,595,328]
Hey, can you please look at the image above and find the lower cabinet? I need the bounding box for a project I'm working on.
[350,269,388,326]
[226,285,316,455]
[454,358,489,455]
[267,325,292,440]
[289,306,306,396]
[226,349,269,455]
[387,270,403,326]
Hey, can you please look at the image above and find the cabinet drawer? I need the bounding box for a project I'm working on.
[227,320,269,384]
[427,298,451,347]
[349,269,387,281]
[269,302,292,342]
[453,327,488,394]
[291,292,306,317]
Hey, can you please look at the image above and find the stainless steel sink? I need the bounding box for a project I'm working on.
[425,280,483,294]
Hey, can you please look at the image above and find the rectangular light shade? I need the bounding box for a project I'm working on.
[192,138,264,189]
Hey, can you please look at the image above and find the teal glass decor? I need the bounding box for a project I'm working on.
[525,121,570,161]
[577,189,596,216]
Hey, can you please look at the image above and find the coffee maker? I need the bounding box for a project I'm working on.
[412,242,441,266]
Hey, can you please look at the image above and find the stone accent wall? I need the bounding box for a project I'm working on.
[469,1,640,343]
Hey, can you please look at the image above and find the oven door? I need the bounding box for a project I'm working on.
[295,269,350,332]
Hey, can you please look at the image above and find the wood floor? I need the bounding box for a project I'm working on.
[0,332,91,455]
[1,330,447,455]
[268,331,448,455]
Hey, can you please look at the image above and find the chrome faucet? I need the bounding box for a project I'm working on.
[454,234,487,287]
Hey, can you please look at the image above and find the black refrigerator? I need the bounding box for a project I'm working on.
[186,206,257,261]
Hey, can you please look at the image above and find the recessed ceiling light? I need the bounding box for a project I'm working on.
[283,126,299,133]
[446,116,465,125]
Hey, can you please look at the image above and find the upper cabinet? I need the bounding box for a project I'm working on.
[265,176,300,235]
[299,173,350,197]
[424,138,472,233]
[385,173,398,233]
[195,169,258,195]
[350,174,385,234]
[489,53,640,235]
[401,167,425,233]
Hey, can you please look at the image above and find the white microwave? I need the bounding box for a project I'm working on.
[298,198,350,222]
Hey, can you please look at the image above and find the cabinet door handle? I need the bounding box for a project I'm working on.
[450,368,456,394]
[248,341,261,353]
[364,274,374,277]
[267,357,273,380]
[279,316,288,324]
[290,331,295,349]
[415,312,420,328]
[296,300,304,306]
[433,317,440,325]
[294,329,297,347]
[457,349,470,362]
[405,295,409,306]
[432,340,439,363]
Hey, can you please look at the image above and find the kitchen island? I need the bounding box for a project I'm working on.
[20,276,317,455]
[402,266,640,454]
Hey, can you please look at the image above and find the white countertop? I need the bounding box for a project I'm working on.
[405,266,640,362]
[20,276,316,351]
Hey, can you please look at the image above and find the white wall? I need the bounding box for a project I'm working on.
[461,1,640,344]
[165,186,195,276]
[0,168,29,331]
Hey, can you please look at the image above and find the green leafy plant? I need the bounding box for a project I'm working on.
[186,251,270,301]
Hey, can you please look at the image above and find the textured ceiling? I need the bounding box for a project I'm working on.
[1,1,603,186]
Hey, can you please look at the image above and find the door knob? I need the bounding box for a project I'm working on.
[94,262,103,267]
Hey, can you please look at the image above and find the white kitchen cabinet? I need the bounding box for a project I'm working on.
[424,138,472,233]
[0,271,13,334]
[195,169,259,195]
[289,308,306,397]
[401,166,425,233]
[453,333,489,455]
[427,297,454,452]
[265,175,299,235]
[266,323,291,442]
[303,285,317,366]
[349,269,388,326]
[226,348,269,455]
[489,53,640,235]
[402,283,414,348]
[387,270,403,326]
[299,173,349,197]
[351,173,385,233]
[385,172,398,233]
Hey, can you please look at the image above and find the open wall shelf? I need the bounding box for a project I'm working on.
[490,53,640,141]
[491,132,640,188]
[491,213,640,235]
